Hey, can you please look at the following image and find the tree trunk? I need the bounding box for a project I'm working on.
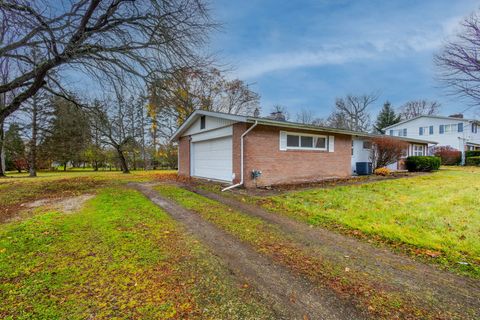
[63,162,67,171]
[0,120,5,177]
[117,148,130,174]
[29,95,38,177]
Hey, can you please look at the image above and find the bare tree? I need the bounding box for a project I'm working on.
[219,79,260,116]
[21,91,52,176]
[399,100,441,120]
[90,98,133,174]
[436,12,480,108]
[370,136,409,169]
[268,105,290,121]
[0,0,215,123]
[327,93,378,131]
[296,108,315,124]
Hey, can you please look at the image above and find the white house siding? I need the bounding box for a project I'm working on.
[351,138,372,174]
[386,116,480,151]
[184,115,236,136]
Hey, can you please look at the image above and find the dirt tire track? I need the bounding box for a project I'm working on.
[187,186,480,319]
[132,183,367,320]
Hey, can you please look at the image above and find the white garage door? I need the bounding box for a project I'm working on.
[191,136,232,182]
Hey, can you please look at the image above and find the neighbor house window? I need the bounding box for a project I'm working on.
[285,132,327,150]
[200,116,206,129]
[390,129,407,137]
[472,123,478,134]
[413,145,424,156]
[440,123,461,134]
[419,126,432,136]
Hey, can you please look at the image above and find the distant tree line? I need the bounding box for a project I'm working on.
[0,65,260,175]
[285,94,441,134]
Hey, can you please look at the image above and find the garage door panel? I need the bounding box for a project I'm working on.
[192,136,232,182]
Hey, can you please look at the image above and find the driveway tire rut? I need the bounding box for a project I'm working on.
[186,185,480,319]
[132,183,367,320]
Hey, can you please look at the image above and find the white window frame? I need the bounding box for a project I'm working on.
[284,131,328,151]
[413,144,424,156]
[419,126,430,136]
[443,124,458,133]
[390,129,406,137]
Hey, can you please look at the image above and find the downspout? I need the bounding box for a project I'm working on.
[222,120,258,191]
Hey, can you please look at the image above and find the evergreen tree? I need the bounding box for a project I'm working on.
[43,97,90,170]
[4,123,26,172]
[374,101,401,134]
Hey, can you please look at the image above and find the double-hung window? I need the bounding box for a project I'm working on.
[286,132,327,150]
[413,145,424,156]
[419,126,430,136]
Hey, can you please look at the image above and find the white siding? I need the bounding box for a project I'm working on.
[386,117,480,150]
[351,138,371,174]
[184,115,236,136]
[190,126,232,142]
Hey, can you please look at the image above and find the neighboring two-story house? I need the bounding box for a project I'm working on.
[383,115,480,151]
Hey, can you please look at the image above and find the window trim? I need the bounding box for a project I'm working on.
[284,131,328,151]
[200,115,206,130]
[412,144,424,156]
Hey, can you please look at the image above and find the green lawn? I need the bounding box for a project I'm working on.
[156,184,467,319]
[250,167,480,276]
[0,186,273,319]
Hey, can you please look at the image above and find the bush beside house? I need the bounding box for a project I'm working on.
[465,150,480,157]
[466,156,480,166]
[433,146,461,165]
[465,151,480,166]
[405,156,441,172]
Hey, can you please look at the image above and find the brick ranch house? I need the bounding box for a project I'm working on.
[170,110,437,189]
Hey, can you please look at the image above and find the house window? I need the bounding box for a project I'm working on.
[363,141,372,149]
[413,145,424,156]
[287,135,299,147]
[200,116,206,129]
[472,123,478,134]
[419,126,430,136]
[440,124,458,134]
[301,136,313,148]
[390,129,407,137]
[285,132,327,151]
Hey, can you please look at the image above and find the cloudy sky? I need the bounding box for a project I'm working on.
[208,0,479,119]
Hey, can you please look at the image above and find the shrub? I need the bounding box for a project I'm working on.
[465,150,480,158]
[433,146,461,165]
[466,156,480,166]
[370,136,409,169]
[405,156,441,172]
[374,167,391,176]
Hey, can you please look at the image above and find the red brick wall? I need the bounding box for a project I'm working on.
[178,136,190,177]
[242,125,352,188]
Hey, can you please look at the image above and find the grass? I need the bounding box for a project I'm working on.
[0,187,274,319]
[156,184,461,320]
[0,170,178,221]
[246,167,480,277]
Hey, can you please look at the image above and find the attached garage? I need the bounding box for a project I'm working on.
[191,136,233,182]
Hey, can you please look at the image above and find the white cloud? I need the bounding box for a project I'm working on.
[236,35,442,79]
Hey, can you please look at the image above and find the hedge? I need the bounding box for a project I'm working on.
[465,150,480,158]
[466,156,480,166]
[405,156,441,172]
[433,146,461,165]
